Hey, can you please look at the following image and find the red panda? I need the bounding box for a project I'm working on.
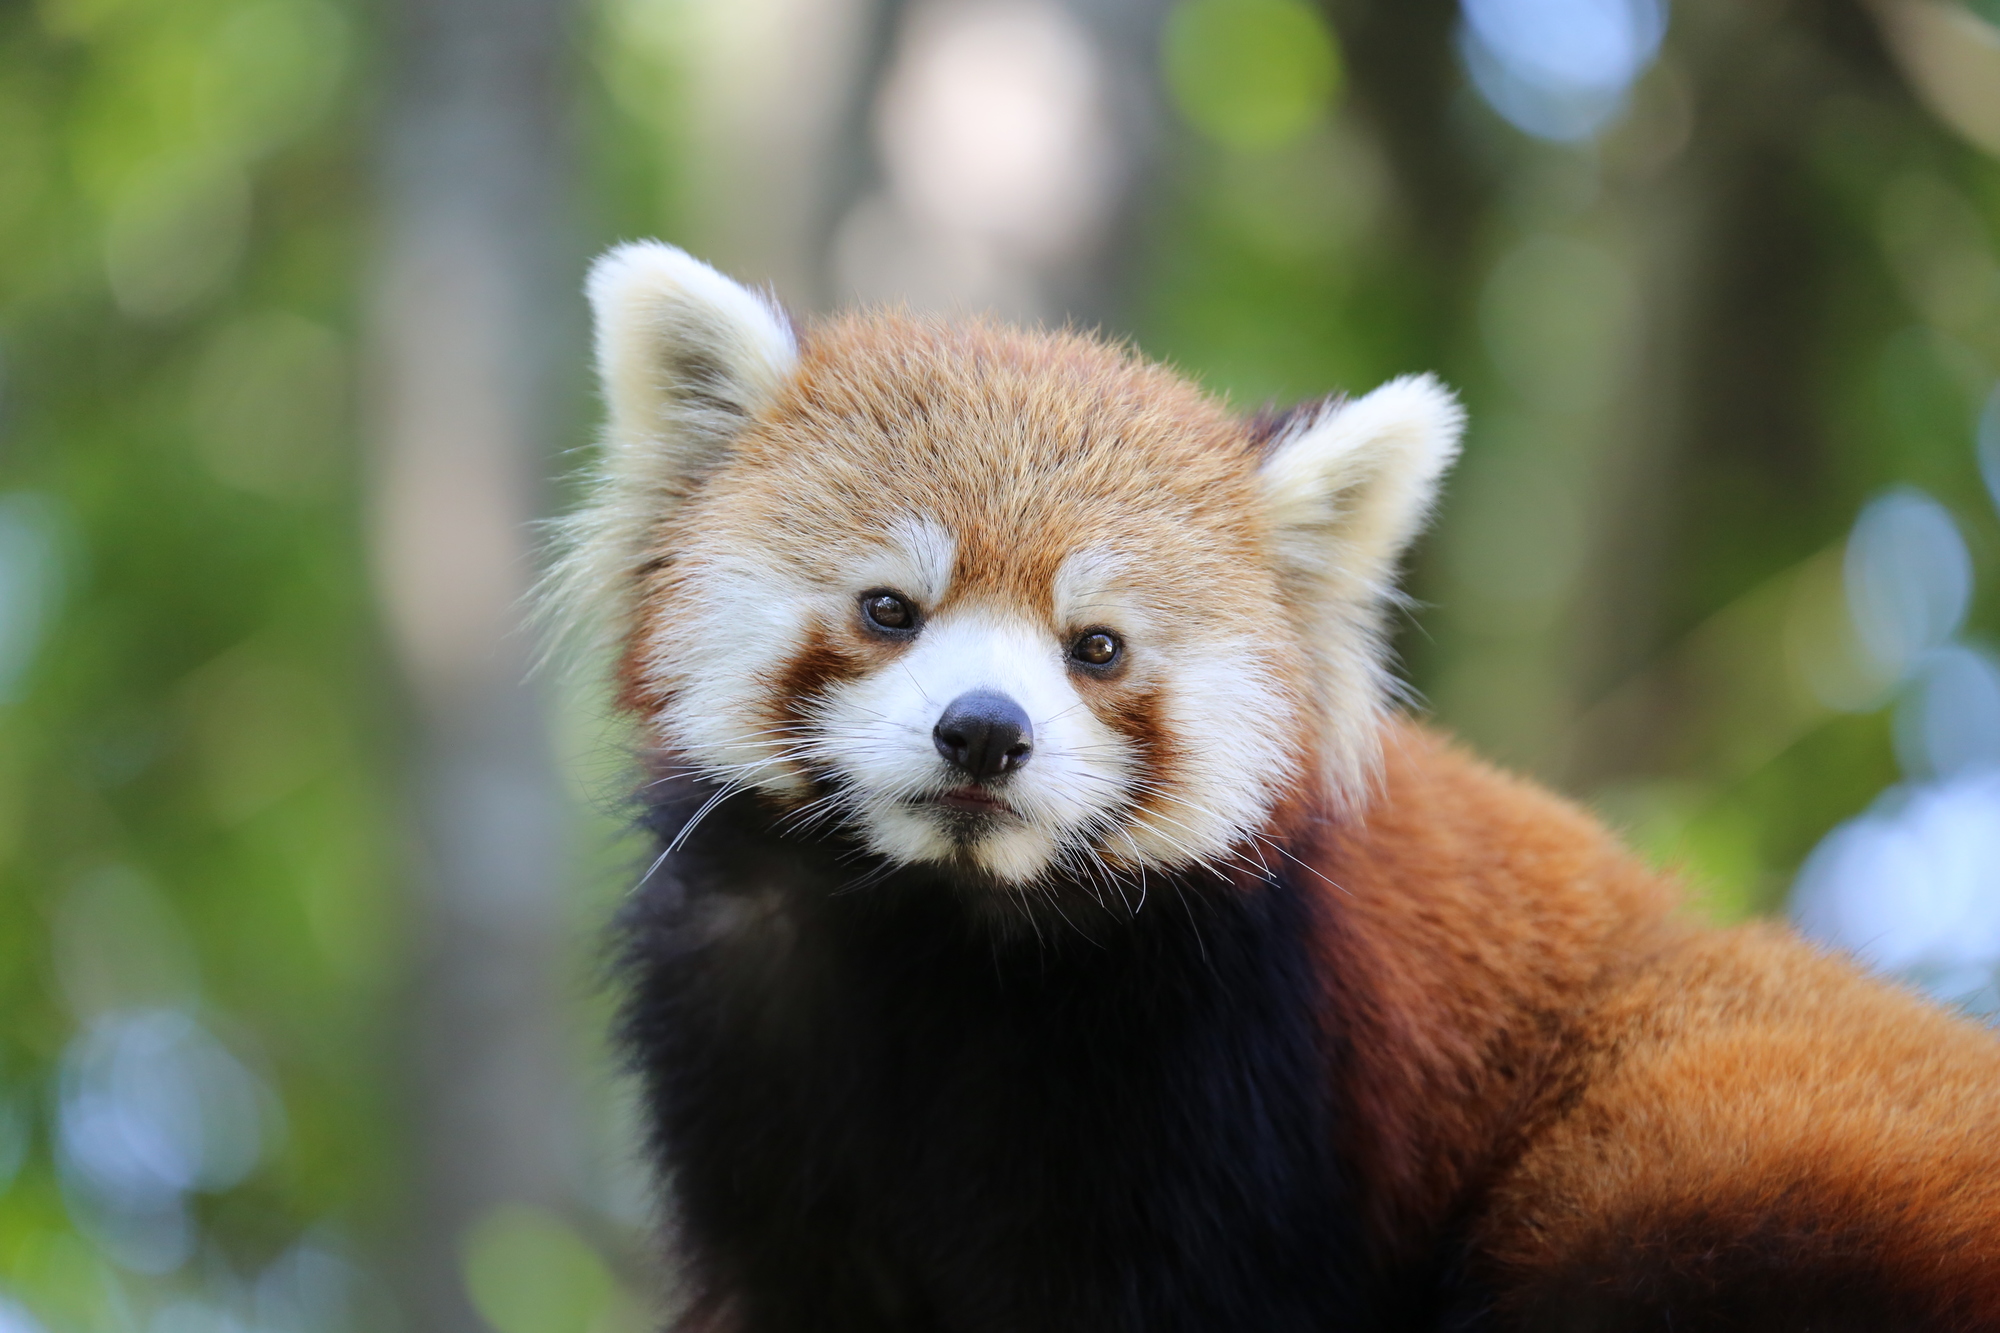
[554,242,2000,1333]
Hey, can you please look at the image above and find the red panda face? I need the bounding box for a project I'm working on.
[630,336,1305,884]
[554,245,1463,892]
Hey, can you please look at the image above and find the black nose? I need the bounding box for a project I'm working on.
[933,690,1034,781]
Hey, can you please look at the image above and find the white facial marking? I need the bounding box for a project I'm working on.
[850,514,957,606]
[1122,646,1295,872]
[643,548,816,794]
[1052,547,1133,629]
[1054,547,1296,873]
[642,517,955,800]
[813,608,1134,882]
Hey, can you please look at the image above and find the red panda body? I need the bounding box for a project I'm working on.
[561,245,2000,1331]
[1328,725,2000,1328]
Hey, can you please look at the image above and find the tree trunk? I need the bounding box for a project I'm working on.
[366,0,580,1326]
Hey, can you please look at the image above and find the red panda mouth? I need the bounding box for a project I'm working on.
[934,787,1014,817]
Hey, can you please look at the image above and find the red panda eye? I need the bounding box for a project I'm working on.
[861,591,917,633]
[1071,631,1121,668]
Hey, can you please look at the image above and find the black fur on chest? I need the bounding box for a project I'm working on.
[614,775,1407,1333]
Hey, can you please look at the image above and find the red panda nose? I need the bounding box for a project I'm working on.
[933,691,1034,782]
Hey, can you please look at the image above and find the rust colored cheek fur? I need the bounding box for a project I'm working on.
[1095,686,1179,792]
[614,638,664,719]
[615,578,675,721]
[767,622,868,726]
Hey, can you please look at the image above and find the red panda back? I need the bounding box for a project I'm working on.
[1327,720,2000,1327]
[1314,721,1686,1264]
[1480,925,2000,1326]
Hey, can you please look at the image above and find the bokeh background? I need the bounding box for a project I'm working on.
[1,0,1998,1328]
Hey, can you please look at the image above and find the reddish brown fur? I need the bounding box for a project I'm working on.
[1097,686,1188,832]
[620,561,679,719]
[1322,723,2000,1322]
[767,621,866,730]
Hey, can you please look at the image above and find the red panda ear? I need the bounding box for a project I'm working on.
[1256,374,1464,801]
[543,243,798,658]
[587,241,798,503]
[1258,374,1464,607]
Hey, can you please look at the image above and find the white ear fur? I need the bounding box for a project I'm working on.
[542,242,798,657]
[1258,373,1465,802]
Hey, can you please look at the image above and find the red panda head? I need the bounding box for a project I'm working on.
[553,244,1463,888]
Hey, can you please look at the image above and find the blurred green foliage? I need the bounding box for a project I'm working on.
[0,0,402,1320]
[460,1205,639,1333]
[1164,0,1343,151]
[1,0,1998,1328]
[1139,0,2000,920]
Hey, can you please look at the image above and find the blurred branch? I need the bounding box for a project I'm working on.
[810,0,912,310]
[1060,0,1176,329]
[367,0,582,1327]
[807,0,1170,327]
[1566,0,1922,786]
[1318,0,1492,344]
